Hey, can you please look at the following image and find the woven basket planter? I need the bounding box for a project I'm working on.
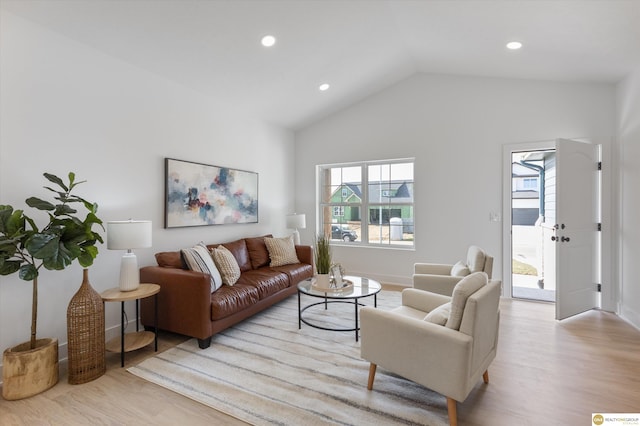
[67,268,105,384]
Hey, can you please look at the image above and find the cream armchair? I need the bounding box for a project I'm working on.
[413,245,494,296]
[361,273,501,426]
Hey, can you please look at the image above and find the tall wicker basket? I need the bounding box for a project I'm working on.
[67,268,106,384]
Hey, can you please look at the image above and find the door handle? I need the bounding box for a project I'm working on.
[551,236,558,242]
[561,236,570,242]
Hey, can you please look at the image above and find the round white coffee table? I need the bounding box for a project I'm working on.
[297,275,382,341]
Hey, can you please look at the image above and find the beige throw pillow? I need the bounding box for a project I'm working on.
[424,302,451,326]
[446,272,487,330]
[264,235,300,267]
[181,242,223,292]
[450,260,470,277]
[211,245,241,286]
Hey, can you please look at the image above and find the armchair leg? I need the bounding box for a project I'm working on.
[483,370,489,384]
[446,397,457,426]
[367,363,377,390]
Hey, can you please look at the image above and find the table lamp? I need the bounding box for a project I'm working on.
[107,220,152,291]
[286,213,306,245]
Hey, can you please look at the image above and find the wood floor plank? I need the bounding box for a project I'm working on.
[1,297,639,425]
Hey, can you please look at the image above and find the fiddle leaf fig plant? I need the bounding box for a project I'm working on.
[0,172,103,349]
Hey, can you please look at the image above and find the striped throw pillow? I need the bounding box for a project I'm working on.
[264,235,300,267]
[211,245,241,286]
[181,242,223,292]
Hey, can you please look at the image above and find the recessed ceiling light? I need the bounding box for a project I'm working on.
[261,35,276,47]
[319,83,330,91]
[506,41,523,50]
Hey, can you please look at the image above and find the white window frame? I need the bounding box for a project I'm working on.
[317,158,415,248]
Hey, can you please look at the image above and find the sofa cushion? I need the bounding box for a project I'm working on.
[156,251,184,269]
[446,272,487,330]
[424,302,451,326]
[272,262,314,285]
[181,243,222,292]
[466,246,486,273]
[211,245,241,286]
[451,260,470,277]
[245,235,272,269]
[210,284,260,321]
[237,268,290,299]
[264,235,300,267]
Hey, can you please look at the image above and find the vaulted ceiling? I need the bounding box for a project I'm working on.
[2,0,640,130]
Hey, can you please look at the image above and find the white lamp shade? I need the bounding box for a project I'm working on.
[286,213,306,230]
[107,220,152,250]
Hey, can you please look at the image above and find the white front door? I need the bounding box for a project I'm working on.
[555,139,599,320]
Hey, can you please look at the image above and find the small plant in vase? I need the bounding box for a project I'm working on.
[313,233,332,289]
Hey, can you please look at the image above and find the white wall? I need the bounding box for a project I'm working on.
[617,65,640,329]
[0,12,295,366]
[295,73,615,289]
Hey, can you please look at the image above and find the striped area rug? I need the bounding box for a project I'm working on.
[128,290,448,425]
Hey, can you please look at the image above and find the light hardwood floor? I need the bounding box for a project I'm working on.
[1,295,639,426]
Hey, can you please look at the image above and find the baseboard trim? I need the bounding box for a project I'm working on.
[620,305,640,331]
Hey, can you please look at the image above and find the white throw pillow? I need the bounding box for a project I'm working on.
[211,245,241,286]
[424,302,451,326]
[466,246,486,273]
[264,235,300,267]
[446,272,487,330]
[181,242,223,292]
[450,260,470,277]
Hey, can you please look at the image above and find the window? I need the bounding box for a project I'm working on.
[318,159,414,247]
[522,177,538,189]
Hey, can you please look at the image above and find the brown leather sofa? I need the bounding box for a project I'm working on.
[140,235,313,349]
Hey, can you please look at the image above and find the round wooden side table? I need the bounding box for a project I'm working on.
[101,283,160,367]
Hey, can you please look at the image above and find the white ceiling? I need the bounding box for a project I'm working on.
[2,0,640,130]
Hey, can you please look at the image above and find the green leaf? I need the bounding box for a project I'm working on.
[0,260,21,276]
[42,242,73,270]
[26,233,60,259]
[25,197,55,211]
[0,236,22,254]
[84,212,103,227]
[77,250,95,268]
[24,215,39,233]
[43,173,68,191]
[0,205,13,234]
[78,198,97,213]
[0,209,26,236]
[63,241,83,260]
[82,245,98,258]
[68,176,86,191]
[53,204,77,216]
[18,264,38,281]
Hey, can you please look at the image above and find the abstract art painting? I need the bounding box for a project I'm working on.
[165,158,258,228]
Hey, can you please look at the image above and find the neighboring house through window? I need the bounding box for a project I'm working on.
[317,159,414,247]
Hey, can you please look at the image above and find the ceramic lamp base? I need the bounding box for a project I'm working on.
[119,252,140,291]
